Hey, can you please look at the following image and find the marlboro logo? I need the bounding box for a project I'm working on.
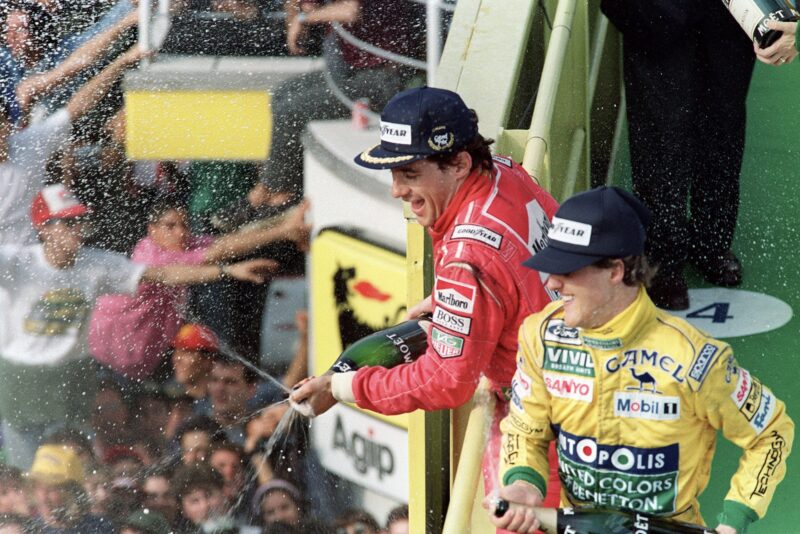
[434,277,476,314]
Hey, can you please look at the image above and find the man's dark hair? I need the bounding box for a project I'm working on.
[386,504,409,527]
[593,255,656,287]
[175,415,225,445]
[171,463,224,501]
[428,134,495,173]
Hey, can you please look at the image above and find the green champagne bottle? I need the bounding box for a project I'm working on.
[327,314,431,374]
[556,507,715,534]
[725,0,800,48]
[493,502,714,534]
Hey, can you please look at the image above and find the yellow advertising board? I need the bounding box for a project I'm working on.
[310,227,409,429]
[125,90,271,160]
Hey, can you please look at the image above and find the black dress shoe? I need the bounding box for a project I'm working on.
[647,273,690,311]
[692,250,742,287]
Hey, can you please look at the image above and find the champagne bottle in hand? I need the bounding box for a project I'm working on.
[327,314,430,374]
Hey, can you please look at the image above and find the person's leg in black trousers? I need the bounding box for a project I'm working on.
[624,34,699,309]
[688,2,755,284]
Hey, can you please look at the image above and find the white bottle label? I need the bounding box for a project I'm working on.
[726,0,767,39]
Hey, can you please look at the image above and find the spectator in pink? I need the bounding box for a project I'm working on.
[88,197,309,378]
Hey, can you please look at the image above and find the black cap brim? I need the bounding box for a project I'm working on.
[523,246,604,275]
[354,145,427,170]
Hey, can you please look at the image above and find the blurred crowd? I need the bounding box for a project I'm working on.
[0,0,429,532]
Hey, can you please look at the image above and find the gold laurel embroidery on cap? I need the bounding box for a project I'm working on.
[359,147,416,164]
[428,127,454,152]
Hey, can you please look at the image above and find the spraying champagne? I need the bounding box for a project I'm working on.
[291,315,431,416]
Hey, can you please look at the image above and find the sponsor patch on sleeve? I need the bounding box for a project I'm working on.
[750,387,777,436]
[434,276,476,314]
[510,369,533,411]
[751,431,786,498]
[730,368,753,410]
[430,327,464,359]
[451,224,503,249]
[507,412,539,435]
[736,371,764,422]
[432,306,472,335]
[688,343,720,387]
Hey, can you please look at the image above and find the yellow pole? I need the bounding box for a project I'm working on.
[442,381,494,534]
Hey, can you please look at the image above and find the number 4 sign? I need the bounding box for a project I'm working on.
[687,303,733,324]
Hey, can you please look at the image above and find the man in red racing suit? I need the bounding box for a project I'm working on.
[291,87,561,510]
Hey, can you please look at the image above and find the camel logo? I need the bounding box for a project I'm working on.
[428,126,454,152]
[615,392,680,421]
[626,368,661,394]
[605,349,687,384]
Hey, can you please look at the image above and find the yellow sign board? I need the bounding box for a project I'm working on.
[310,228,409,429]
[124,90,271,160]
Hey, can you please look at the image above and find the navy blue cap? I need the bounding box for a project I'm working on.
[354,86,479,169]
[523,186,651,274]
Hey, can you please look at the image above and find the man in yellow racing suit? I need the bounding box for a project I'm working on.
[490,186,793,534]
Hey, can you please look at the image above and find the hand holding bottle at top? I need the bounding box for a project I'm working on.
[289,374,334,417]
